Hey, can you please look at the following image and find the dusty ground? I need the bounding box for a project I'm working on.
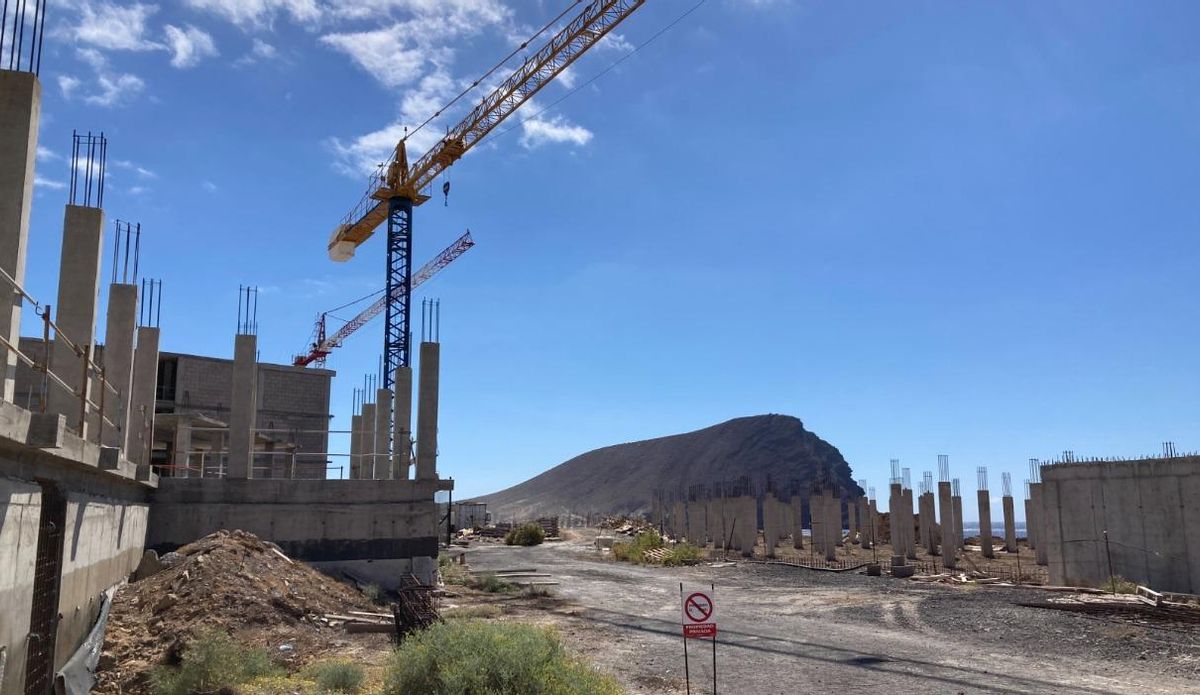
[460,533,1200,695]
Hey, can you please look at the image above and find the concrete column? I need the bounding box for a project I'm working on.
[810,492,824,556]
[1024,497,1034,549]
[938,482,956,569]
[349,413,362,479]
[415,341,439,480]
[0,72,40,402]
[173,420,191,478]
[393,365,413,479]
[903,488,917,560]
[869,499,880,550]
[952,493,965,553]
[1030,483,1047,566]
[978,489,994,559]
[129,326,159,475]
[740,496,755,558]
[374,387,392,480]
[791,496,804,549]
[360,402,376,479]
[858,497,872,548]
[48,205,105,436]
[227,333,257,479]
[1003,495,1018,552]
[101,284,137,449]
[887,484,900,552]
[704,498,717,547]
[762,494,778,558]
[824,491,838,561]
[848,496,859,544]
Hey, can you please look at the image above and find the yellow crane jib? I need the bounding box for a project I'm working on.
[327,0,646,262]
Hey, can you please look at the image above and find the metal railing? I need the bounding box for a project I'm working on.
[0,264,124,441]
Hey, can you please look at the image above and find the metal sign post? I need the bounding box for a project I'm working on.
[680,583,718,694]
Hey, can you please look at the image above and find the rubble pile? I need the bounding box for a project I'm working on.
[95,530,378,694]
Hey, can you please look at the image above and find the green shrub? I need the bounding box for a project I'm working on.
[150,629,280,695]
[663,543,703,567]
[468,573,517,593]
[1108,576,1140,594]
[362,583,385,604]
[443,604,503,620]
[382,620,621,695]
[611,531,663,564]
[505,523,546,546]
[310,660,365,693]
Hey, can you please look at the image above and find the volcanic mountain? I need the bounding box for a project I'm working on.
[474,414,862,521]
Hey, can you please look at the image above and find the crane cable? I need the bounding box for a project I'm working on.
[403,0,584,146]
[484,0,711,146]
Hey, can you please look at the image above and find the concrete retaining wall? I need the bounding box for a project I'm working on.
[147,478,451,585]
[1041,457,1200,593]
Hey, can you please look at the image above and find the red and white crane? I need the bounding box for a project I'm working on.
[294,231,475,368]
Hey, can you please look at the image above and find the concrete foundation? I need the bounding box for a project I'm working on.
[1003,495,1017,552]
[48,206,105,437]
[128,326,158,474]
[415,343,439,480]
[373,387,392,480]
[392,366,412,480]
[0,72,40,402]
[227,334,257,479]
[146,477,452,587]
[1040,457,1200,593]
[978,489,994,558]
[99,284,136,450]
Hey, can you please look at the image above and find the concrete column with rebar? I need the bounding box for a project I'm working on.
[1003,495,1018,552]
[360,402,376,479]
[824,491,839,561]
[349,413,362,479]
[1031,483,1047,566]
[791,495,804,549]
[938,481,956,569]
[952,492,965,553]
[227,333,257,479]
[129,326,158,478]
[740,496,756,558]
[374,387,392,480]
[415,342,439,481]
[903,488,918,560]
[0,71,40,402]
[101,284,136,449]
[392,365,412,479]
[762,494,779,558]
[48,205,105,436]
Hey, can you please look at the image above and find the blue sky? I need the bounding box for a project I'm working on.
[19,1,1200,515]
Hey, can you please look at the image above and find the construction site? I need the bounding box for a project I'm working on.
[1,1,1197,694]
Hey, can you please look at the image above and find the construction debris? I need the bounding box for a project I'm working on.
[95,530,379,695]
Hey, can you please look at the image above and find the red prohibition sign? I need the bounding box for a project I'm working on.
[684,592,713,623]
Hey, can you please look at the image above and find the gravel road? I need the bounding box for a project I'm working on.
[465,538,1199,695]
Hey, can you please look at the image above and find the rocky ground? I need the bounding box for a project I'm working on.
[460,532,1200,695]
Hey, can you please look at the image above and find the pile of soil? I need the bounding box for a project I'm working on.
[95,530,380,694]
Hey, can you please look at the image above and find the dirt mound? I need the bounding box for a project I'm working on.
[95,529,379,694]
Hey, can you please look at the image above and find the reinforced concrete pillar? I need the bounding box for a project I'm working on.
[101,284,137,450]
[228,333,257,479]
[374,387,392,480]
[349,413,362,479]
[48,205,105,436]
[360,402,376,479]
[978,489,994,559]
[740,496,755,558]
[393,365,413,479]
[0,71,40,402]
[858,497,872,548]
[1024,497,1034,549]
[129,326,159,476]
[762,494,779,558]
[869,498,880,550]
[848,496,859,544]
[938,482,956,569]
[791,496,804,549]
[173,420,191,478]
[415,341,439,480]
[1030,483,1047,566]
[887,483,900,553]
[810,492,824,556]
[903,488,917,560]
[952,493,965,553]
[1003,495,1017,552]
[704,498,716,547]
[824,491,838,561]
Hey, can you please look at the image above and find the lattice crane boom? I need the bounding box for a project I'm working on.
[294,231,475,367]
[327,0,646,261]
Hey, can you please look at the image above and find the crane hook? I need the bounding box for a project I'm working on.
[443,181,451,207]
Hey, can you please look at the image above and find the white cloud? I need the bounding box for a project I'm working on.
[72,2,161,51]
[34,176,67,190]
[128,185,150,195]
[37,146,62,162]
[57,75,82,98]
[202,181,218,192]
[164,25,219,68]
[519,114,593,149]
[59,49,145,107]
[113,160,158,179]
[183,0,320,29]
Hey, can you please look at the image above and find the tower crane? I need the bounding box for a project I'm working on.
[295,231,475,368]
[326,0,647,389]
